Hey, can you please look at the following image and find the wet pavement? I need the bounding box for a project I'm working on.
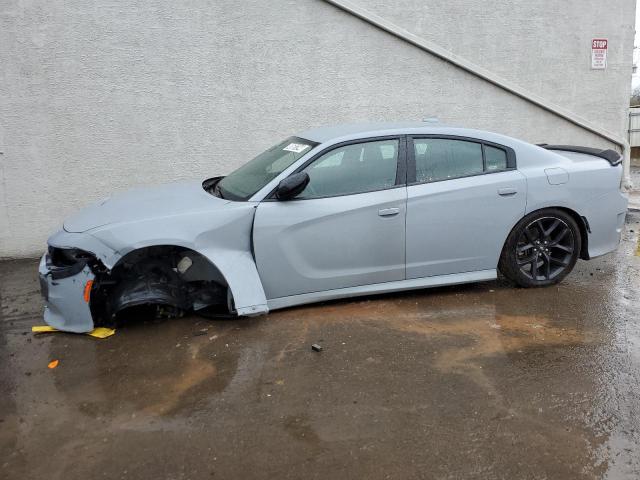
[2,213,640,480]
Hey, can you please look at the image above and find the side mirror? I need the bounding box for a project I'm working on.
[275,172,310,200]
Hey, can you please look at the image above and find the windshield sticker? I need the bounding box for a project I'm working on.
[283,143,310,154]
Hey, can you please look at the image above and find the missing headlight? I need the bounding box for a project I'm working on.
[48,247,94,266]
[47,247,97,279]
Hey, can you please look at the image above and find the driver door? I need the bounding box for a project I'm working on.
[253,137,407,299]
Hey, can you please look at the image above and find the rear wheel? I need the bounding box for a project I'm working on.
[499,209,581,287]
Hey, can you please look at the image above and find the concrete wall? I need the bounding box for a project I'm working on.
[0,0,635,258]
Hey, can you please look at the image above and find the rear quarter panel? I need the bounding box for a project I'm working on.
[517,146,627,258]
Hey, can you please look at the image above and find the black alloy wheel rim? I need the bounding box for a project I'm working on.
[516,217,575,281]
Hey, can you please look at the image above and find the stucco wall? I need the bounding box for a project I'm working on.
[0,0,635,258]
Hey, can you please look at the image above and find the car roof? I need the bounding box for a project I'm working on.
[297,121,455,143]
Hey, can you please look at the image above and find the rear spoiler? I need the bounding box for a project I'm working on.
[536,144,622,166]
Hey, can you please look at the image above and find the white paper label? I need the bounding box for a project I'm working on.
[283,143,310,153]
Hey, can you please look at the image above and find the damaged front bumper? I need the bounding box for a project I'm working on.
[38,252,96,333]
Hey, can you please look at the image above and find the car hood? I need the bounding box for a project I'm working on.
[64,180,230,233]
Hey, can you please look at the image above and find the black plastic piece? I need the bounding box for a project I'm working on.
[109,260,190,315]
[47,259,87,280]
[275,172,310,200]
[311,344,323,352]
[202,176,224,197]
[39,275,49,301]
[46,247,95,279]
[537,144,622,166]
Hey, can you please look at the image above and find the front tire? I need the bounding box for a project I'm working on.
[499,209,581,287]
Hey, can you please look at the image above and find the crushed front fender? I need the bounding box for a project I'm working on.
[39,254,95,333]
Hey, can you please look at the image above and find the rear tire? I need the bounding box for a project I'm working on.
[499,209,581,287]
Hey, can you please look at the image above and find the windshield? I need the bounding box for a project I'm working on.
[216,136,318,201]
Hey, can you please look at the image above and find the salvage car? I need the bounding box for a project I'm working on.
[39,122,628,332]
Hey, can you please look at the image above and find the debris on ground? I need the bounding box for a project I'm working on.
[311,343,323,352]
[32,325,116,339]
[47,360,59,369]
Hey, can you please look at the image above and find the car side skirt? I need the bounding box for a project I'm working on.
[266,269,497,311]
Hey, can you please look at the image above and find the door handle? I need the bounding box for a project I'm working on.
[378,207,400,217]
[498,187,517,196]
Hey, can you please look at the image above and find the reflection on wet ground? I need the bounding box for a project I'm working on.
[1,213,640,479]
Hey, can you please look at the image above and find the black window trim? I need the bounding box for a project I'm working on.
[265,135,407,201]
[406,134,517,185]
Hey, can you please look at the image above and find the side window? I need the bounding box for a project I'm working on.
[485,145,508,171]
[298,139,399,198]
[414,139,483,183]
[413,138,511,183]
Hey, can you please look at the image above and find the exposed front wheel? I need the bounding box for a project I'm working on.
[499,209,581,287]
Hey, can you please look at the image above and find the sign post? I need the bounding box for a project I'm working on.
[591,38,608,69]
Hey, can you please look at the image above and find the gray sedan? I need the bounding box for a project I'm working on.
[39,122,628,332]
